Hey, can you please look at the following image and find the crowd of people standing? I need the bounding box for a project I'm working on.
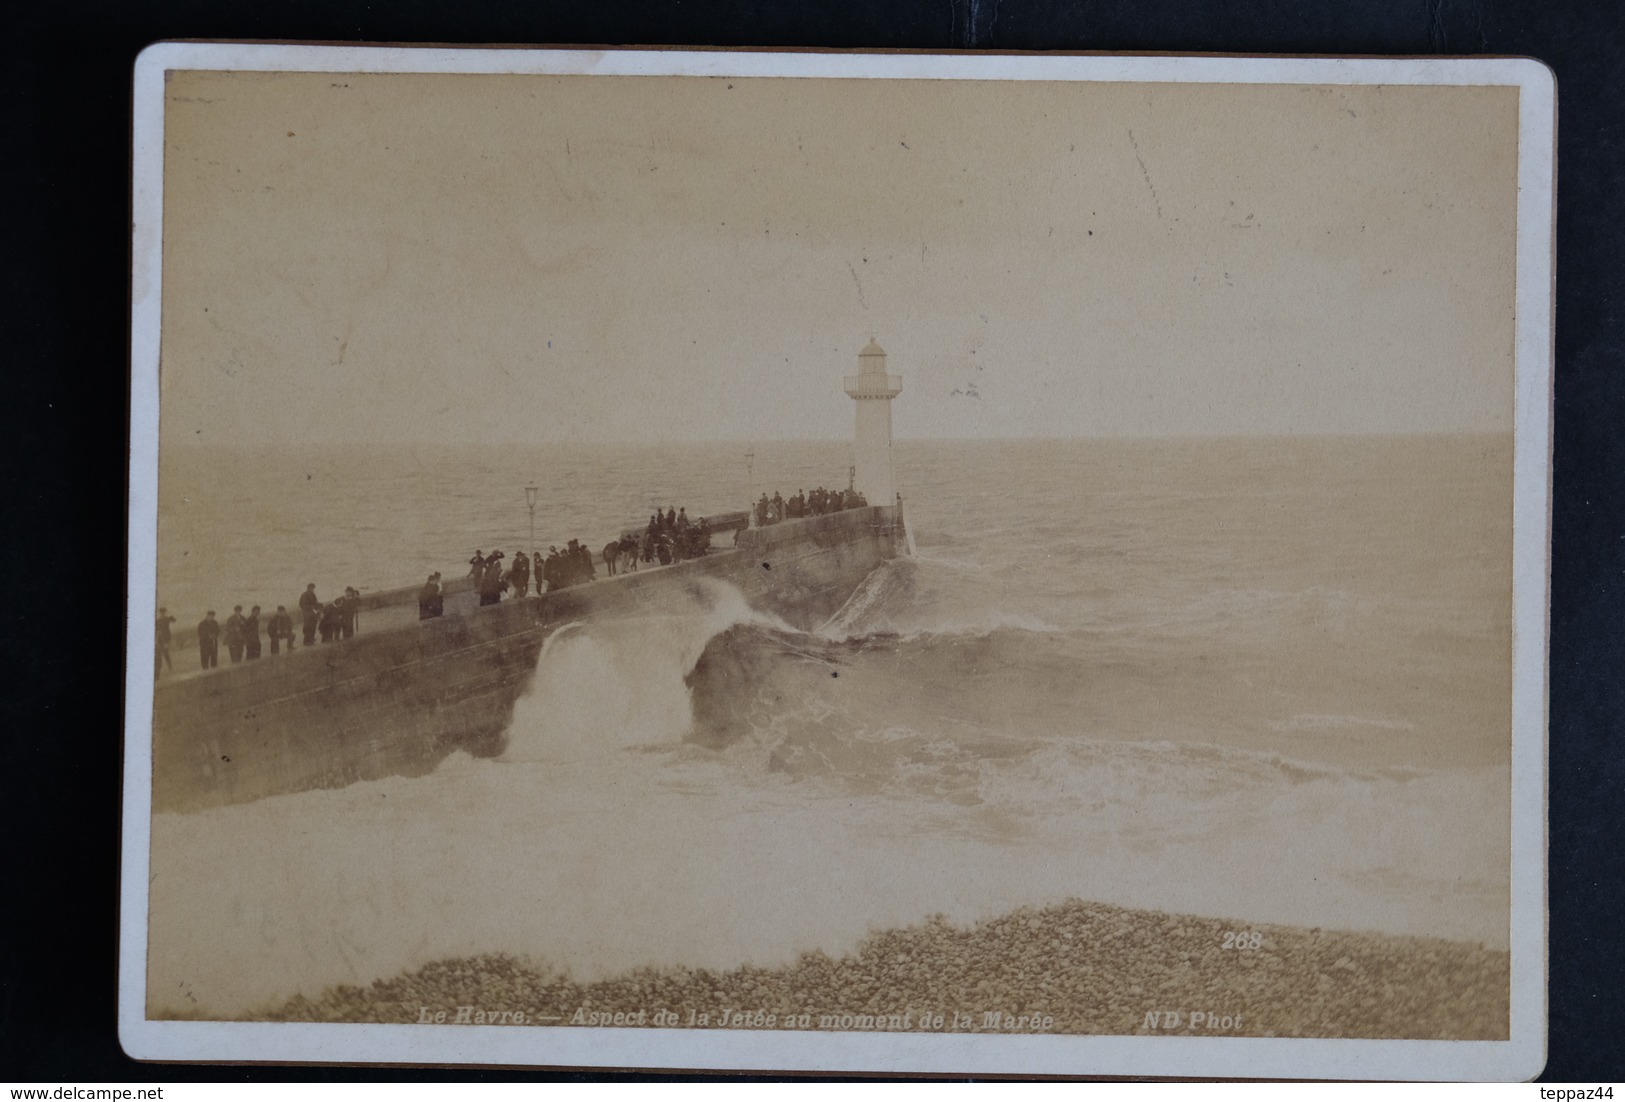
[631,506,713,568]
[438,504,715,615]
[436,536,602,618]
[156,584,363,676]
[157,492,821,679]
[753,485,867,527]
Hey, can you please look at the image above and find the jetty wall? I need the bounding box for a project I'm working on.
[150,506,903,814]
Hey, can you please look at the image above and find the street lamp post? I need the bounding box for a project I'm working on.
[744,451,755,525]
[524,485,538,591]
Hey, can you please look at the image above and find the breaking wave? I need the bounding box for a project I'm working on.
[493,574,1507,920]
[500,579,792,762]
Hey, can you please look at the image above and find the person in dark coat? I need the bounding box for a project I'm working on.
[511,551,530,598]
[478,557,506,606]
[197,611,220,669]
[468,550,486,588]
[569,540,594,582]
[319,601,342,642]
[225,605,247,663]
[299,584,321,645]
[268,606,294,654]
[474,552,503,605]
[341,587,359,639]
[155,607,176,679]
[419,575,439,620]
[244,605,262,659]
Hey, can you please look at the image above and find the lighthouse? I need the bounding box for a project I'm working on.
[843,338,903,508]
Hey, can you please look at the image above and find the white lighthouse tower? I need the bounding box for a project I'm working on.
[843,338,903,508]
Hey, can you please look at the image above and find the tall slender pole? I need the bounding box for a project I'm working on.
[524,485,538,594]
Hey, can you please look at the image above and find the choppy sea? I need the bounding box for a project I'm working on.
[148,435,1513,1017]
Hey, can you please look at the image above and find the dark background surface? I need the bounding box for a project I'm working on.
[2,0,1619,1084]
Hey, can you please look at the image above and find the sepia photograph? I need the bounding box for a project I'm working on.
[121,46,1552,1078]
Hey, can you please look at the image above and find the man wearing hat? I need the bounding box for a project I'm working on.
[244,605,263,660]
[478,551,507,606]
[298,583,321,646]
[510,550,530,598]
[341,586,360,639]
[197,610,220,669]
[268,605,294,654]
[155,607,176,679]
[225,605,247,664]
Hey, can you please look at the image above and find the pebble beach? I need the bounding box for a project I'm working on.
[259,898,1509,1040]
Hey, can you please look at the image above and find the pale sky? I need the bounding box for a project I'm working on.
[159,71,1518,444]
